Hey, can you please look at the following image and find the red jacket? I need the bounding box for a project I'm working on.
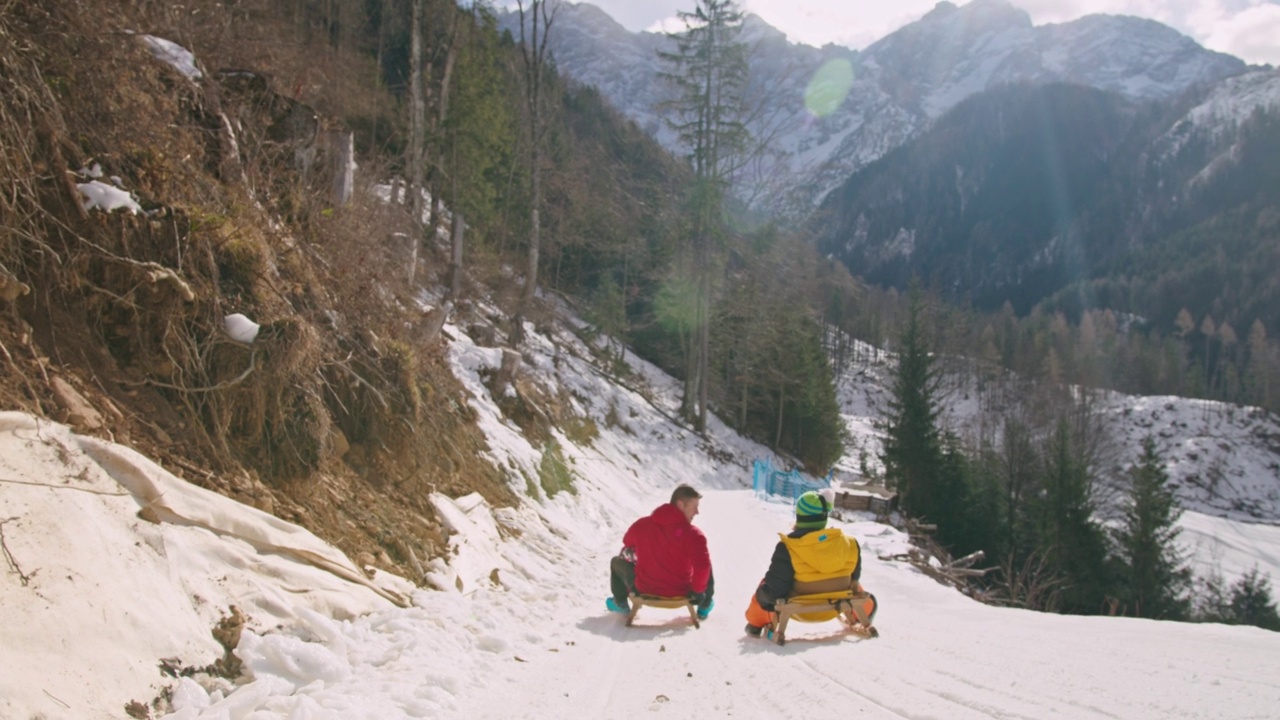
[623,503,711,597]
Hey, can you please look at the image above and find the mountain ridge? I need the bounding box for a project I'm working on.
[515,0,1248,213]
[809,70,1280,331]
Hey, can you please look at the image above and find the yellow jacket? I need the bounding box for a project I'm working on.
[778,528,860,584]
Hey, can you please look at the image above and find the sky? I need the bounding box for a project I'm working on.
[5,275,1280,718]
[584,0,1280,66]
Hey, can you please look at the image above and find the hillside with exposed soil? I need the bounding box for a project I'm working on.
[0,0,562,584]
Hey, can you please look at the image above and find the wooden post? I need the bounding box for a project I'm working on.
[418,302,452,346]
[329,129,355,205]
[498,349,522,392]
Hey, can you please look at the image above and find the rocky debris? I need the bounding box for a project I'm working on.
[50,376,104,430]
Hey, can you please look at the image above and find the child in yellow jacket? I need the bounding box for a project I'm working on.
[744,489,876,635]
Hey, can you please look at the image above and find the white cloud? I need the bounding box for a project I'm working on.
[1203,4,1280,65]
[586,0,687,29]
[644,15,690,34]
[739,0,941,49]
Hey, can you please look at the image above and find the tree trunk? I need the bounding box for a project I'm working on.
[697,267,709,433]
[521,74,543,319]
[407,0,426,284]
[512,0,556,347]
[428,23,461,234]
[619,253,630,367]
[775,386,785,449]
[683,295,700,424]
[447,212,464,299]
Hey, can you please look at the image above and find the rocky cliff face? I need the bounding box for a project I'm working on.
[510,0,1247,214]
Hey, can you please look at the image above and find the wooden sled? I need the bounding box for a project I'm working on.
[768,587,877,646]
[627,593,701,629]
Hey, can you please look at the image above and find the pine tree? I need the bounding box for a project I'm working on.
[997,416,1040,560]
[1113,437,1190,619]
[881,283,946,523]
[1229,568,1280,631]
[1193,565,1231,623]
[1194,565,1280,631]
[589,272,627,370]
[442,5,517,231]
[936,432,988,554]
[785,318,845,471]
[1036,418,1110,614]
[657,0,749,431]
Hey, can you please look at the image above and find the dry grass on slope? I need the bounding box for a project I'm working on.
[0,0,514,584]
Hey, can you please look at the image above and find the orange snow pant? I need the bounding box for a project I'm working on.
[745,593,773,628]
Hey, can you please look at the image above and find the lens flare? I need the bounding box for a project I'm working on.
[804,58,855,118]
[655,275,700,333]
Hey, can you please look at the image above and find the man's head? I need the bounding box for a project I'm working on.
[795,490,829,531]
[670,484,702,522]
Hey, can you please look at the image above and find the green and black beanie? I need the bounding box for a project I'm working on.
[795,490,829,530]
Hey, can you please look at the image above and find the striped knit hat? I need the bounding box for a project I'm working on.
[795,491,829,530]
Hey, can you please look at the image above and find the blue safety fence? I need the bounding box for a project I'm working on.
[752,458,831,503]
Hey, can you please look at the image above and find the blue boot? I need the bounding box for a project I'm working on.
[606,597,630,614]
[696,599,715,620]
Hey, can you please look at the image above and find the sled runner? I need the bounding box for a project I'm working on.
[627,593,701,629]
[767,588,877,646]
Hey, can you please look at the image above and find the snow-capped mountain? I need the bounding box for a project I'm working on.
[873,3,1245,113]
[532,2,669,138]
[808,64,1280,319]
[508,0,1247,214]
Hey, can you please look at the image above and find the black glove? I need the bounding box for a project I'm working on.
[688,591,708,606]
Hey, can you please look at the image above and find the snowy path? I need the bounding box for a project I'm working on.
[465,486,896,717]
[461,489,1280,720]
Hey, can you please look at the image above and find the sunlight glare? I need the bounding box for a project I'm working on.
[804,57,855,118]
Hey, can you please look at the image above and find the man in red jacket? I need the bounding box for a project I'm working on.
[607,484,715,620]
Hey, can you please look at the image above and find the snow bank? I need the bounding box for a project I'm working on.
[0,413,401,719]
[427,492,513,593]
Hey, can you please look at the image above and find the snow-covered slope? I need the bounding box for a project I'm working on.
[6,310,1280,719]
[1153,66,1280,183]
[1099,396,1280,522]
[832,338,1280,538]
[1177,68,1280,135]
[523,0,1247,214]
